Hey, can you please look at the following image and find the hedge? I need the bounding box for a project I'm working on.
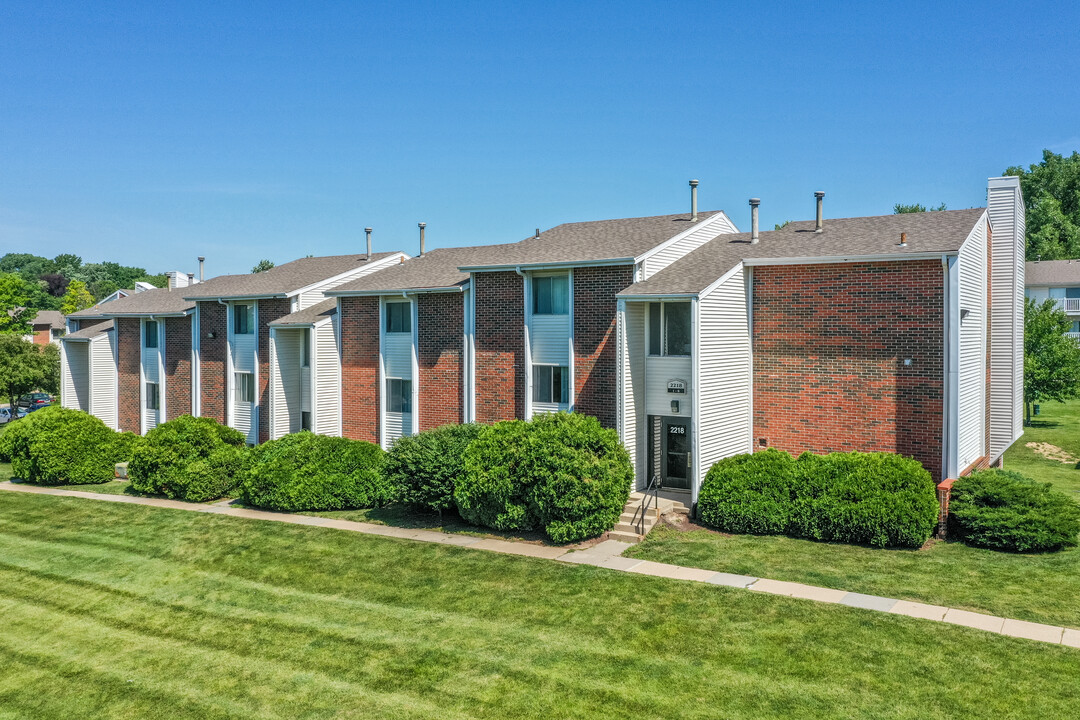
[455,412,633,543]
[128,415,247,500]
[948,469,1080,552]
[242,431,389,511]
[0,406,139,485]
[385,423,484,514]
[698,449,938,548]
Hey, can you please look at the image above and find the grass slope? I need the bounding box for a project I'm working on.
[1003,398,1080,498]
[0,491,1077,719]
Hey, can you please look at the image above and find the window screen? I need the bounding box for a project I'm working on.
[234,372,254,403]
[144,320,158,348]
[233,304,254,335]
[532,365,569,404]
[386,302,411,333]
[532,274,569,315]
[145,382,160,410]
[387,378,412,413]
[664,302,691,356]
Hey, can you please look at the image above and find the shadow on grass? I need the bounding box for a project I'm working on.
[1024,419,1062,429]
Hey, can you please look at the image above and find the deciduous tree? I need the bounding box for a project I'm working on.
[1024,297,1080,424]
[1006,150,1080,260]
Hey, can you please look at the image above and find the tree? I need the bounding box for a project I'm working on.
[0,273,36,334]
[251,259,275,273]
[894,203,947,214]
[1005,150,1080,261]
[40,273,70,297]
[52,253,82,277]
[1023,297,1080,424]
[774,220,791,230]
[60,280,94,315]
[0,335,54,408]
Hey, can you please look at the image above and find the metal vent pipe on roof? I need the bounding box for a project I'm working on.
[198,256,205,282]
[815,191,825,233]
[899,232,908,247]
[690,179,699,222]
[749,198,760,244]
[418,222,426,256]
[365,227,373,259]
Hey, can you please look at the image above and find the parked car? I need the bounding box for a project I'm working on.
[0,407,27,424]
[15,393,51,411]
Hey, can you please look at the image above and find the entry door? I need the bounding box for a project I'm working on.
[661,417,690,489]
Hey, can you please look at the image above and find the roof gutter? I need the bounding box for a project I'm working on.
[327,285,467,298]
[743,251,958,267]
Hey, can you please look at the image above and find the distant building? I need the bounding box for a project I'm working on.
[1025,259,1080,339]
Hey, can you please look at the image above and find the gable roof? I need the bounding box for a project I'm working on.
[182,253,401,300]
[458,212,725,270]
[68,287,195,318]
[1025,259,1080,286]
[621,208,987,296]
[268,298,337,327]
[30,310,65,329]
[330,245,511,295]
[62,319,114,341]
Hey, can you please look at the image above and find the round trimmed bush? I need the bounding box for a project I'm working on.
[242,431,389,511]
[386,423,484,514]
[128,415,247,500]
[948,469,1080,552]
[0,406,138,485]
[456,413,633,543]
[698,448,796,535]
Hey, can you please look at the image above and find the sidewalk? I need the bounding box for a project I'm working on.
[3,480,1077,650]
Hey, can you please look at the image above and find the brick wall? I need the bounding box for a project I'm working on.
[340,296,380,443]
[116,318,141,434]
[752,260,945,480]
[417,293,464,430]
[474,271,525,422]
[197,301,227,424]
[164,316,192,420]
[573,265,634,428]
[257,298,292,442]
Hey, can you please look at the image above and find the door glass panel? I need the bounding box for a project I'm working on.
[662,418,690,489]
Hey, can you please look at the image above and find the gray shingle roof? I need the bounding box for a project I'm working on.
[63,319,114,341]
[330,245,513,294]
[68,287,195,318]
[458,212,724,269]
[621,208,987,296]
[30,310,65,328]
[1025,259,1080,286]
[268,299,338,326]
[182,253,401,300]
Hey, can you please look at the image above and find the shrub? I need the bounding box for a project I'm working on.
[242,431,389,511]
[386,423,484,514]
[948,469,1080,552]
[697,449,938,549]
[456,413,633,543]
[129,415,247,500]
[1,406,137,485]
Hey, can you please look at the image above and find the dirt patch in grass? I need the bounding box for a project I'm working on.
[1025,442,1078,464]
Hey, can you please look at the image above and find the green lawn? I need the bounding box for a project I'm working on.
[1002,397,1080,498]
[0,494,1077,718]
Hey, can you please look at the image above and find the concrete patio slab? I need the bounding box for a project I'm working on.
[942,609,1005,633]
[889,600,949,622]
[840,593,899,613]
[1062,628,1080,648]
[750,579,847,603]
[1001,619,1064,644]
[704,572,759,589]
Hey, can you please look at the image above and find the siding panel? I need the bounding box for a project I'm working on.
[641,213,739,279]
[90,333,118,430]
[314,319,341,436]
[957,221,987,469]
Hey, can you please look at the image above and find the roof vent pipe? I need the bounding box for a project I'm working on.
[899,232,908,247]
[690,179,699,222]
[814,191,825,233]
[364,227,372,259]
[749,198,760,244]
[418,222,426,256]
[198,256,205,282]
[535,228,540,239]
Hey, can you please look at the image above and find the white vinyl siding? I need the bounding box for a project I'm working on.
[640,213,740,279]
[987,179,1025,459]
[696,267,752,489]
[269,328,302,439]
[141,319,164,433]
[90,333,118,430]
[957,221,988,470]
[645,355,693,416]
[228,301,258,444]
[530,315,570,364]
[296,254,405,310]
[381,297,416,447]
[314,318,341,436]
[618,301,647,486]
[62,342,90,412]
[526,272,572,416]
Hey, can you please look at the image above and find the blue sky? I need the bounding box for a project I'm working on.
[2,1,1078,276]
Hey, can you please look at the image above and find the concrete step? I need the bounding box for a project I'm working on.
[607,530,643,544]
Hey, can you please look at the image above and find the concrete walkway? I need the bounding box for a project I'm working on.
[3,481,1077,650]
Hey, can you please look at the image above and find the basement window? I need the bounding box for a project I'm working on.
[386,302,412,333]
[533,365,569,404]
[145,382,160,411]
[387,378,412,413]
[234,372,255,403]
[648,301,691,357]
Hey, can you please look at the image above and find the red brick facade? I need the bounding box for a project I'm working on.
[474,271,526,423]
[752,260,945,480]
[573,265,634,428]
[164,316,192,420]
[340,296,380,443]
[115,318,141,434]
[257,299,292,442]
[417,293,464,430]
[196,301,228,424]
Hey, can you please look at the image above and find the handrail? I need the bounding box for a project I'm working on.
[638,475,660,534]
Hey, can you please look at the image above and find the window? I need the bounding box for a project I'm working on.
[386,301,411,333]
[387,378,412,413]
[145,382,160,410]
[233,304,254,335]
[301,411,311,431]
[648,302,691,357]
[532,274,569,315]
[533,365,569,404]
[234,372,255,403]
[144,320,158,348]
[301,330,311,367]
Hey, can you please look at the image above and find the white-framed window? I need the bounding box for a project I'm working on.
[233,304,254,335]
[532,274,569,315]
[235,372,255,403]
[648,301,691,357]
[387,378,412,413]
[301,330,311,367]
[386,301,411,333]
[532,365,569,404]
[145,382,160,410]
[144,320,159,348]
